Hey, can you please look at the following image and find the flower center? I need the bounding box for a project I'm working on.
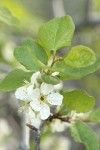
[40,95,45,101]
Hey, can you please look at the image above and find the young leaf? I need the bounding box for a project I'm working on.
[88,108,100,123]
[63,90,95,113]
[0,69,33,91]
[14,46,41,70]
[52,55,100,80]
[14,40,48,71]
[0,7,20,27]
[70,122,99,150]
[21,40,48,65]
[64,45,96,68]
[39,16,75,51]
[41,73,60,85]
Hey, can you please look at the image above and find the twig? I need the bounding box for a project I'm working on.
[26,123,38,132]
[35,121,45,150]
[47,113,71,123]
[35,129,42,150]
[27,121,44,150]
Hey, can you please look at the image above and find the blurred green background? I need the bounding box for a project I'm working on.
[0,0,100,150]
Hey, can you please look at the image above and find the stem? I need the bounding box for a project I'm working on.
[35,121,44,150]
[52,51,56,62]
[35,129,42,150]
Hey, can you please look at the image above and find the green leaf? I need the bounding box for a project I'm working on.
[88,109,100,123]
[41,73,60,85]
[70,122,99,150]
[52,55,100,80]
[39,16,75,51]
[14,40,48,71]
[63,90,95,113]
[64,45,96,68]
[0,7,20,27]
[0,69,33,91]
[21,40,48,65]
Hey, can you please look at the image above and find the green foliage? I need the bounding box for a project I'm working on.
[0,14,100,149]
[0,7,20,26]
[64,45,96,68]
[0,69,33,91]
[88,108,100,123]
[70,122,99,150]
[63,90,95,112]
[52,55,100,80]
[41,73,60,85]
[39,16,75,51]
[14,40,48,71]
[21,40,48,65]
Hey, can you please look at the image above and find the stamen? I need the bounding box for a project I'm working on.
[18,104,28,113]
[40,95,45,101]
[23,80,30,86]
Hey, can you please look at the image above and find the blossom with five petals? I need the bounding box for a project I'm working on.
[29,82,63,120]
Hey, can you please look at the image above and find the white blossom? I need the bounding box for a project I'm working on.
[30,82,63,120]
[15,71,63,121]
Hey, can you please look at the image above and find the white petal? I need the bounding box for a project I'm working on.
[15,86,30,102]
[31,71,41,84]
[54,82,63,91]
[30,100,41,111]
[28,107,35,119]
[41,82,54,95]
[27,87,40,100]
[47,93,63,106]
[40,102,50,120]
[31,114,41,129]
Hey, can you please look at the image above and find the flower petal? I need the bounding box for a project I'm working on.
[28,107,35,119]
[30,100,41,111]
[31,71,41,84]
[41,82,54,95]
[47,93,63,106]
[31,114,41,129]
[40,102,50,120]
[54,82,63,91]
[27,87,40,100]
[15,86,30,102]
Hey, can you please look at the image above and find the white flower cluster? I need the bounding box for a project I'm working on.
[15,71,63,128]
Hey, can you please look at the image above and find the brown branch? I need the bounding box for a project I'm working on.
[46,113,71,123]
[26,123,38,132]
[35,129,42,150]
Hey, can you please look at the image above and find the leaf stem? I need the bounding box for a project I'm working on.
[52,51,56,63]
